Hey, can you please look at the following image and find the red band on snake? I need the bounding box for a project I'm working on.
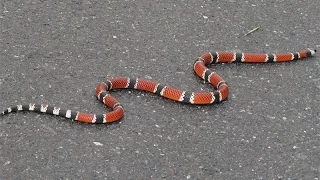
[1,49,317,124]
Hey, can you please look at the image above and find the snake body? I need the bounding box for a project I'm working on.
[1,49,316,123]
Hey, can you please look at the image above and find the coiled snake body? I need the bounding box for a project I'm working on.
[1,49,316,124]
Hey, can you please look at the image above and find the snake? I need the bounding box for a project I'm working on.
[1,49,316,124]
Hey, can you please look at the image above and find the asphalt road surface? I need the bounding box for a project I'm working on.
[0,1,319,179]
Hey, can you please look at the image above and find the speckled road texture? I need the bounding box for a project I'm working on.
[0,1,319,179]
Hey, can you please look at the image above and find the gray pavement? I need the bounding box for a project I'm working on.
[0,1,319,179]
